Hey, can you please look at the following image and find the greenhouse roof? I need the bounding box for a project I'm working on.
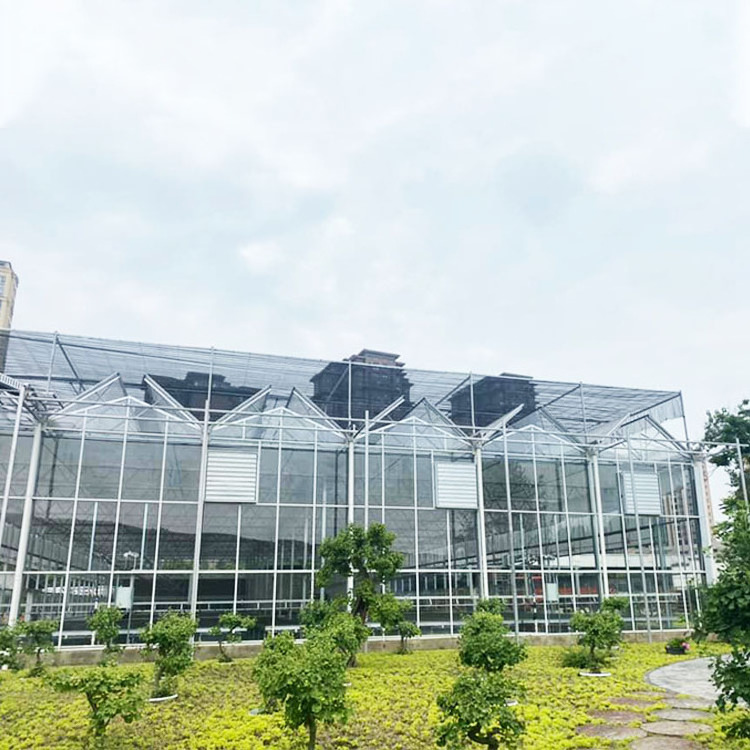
[0,329,683,437]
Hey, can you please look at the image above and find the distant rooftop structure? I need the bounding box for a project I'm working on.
[0,329,684,437]
[0,262,19,370]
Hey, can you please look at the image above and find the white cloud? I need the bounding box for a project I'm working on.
[734,0,750,127]
[590,133,713,193]
[238,242,285,275]
[2,0,750,448]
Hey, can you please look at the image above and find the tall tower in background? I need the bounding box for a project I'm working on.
[0,261,19,371]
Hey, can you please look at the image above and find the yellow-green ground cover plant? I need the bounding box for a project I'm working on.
[0,641,736,750]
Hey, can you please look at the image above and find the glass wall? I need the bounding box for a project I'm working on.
[0,409,708,643]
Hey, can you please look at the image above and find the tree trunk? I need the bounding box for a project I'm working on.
[307,719,317,750]
[467,727,496,748]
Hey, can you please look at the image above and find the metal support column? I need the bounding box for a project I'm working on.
[474,445,489,599]
[736,438,749,514]
[0,386,25,563]
[346,439,355,602]
[590,452,610,600]
[9,423,43,625]
[694,454,717,585]
[627,437,653,642]
[502,426,520,640]
[189,399,211,618]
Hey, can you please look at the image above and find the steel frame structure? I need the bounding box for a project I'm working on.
[0,330,738,646]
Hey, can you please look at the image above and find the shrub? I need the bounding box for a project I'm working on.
[208,612,257,662]
[568,602,624,672]
[372,593,420,653]
[49,666,145,742]
[396,620,420,654]
[437,669,525,750]
[713,647,750,711]
[458,611,526,673]
[372,592,411,634]
[559,647,591,670]
[665,636,690,652]
[140,611,196,698]
[252,631,349,750]
[0,624,22,671]
[18,619,58,676]
[87,606,124,664]
[476,598,505,615]
[299,598,348,634]
[309,611,369,667]
[600,596,629,615]
[252,631,297,712]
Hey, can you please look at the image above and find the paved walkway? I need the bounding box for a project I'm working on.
[646,658,718,702]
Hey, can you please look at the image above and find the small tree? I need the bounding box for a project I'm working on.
[476,598,505,615]
[299,598,348,634]
[568,602,624,673]
[252,631,296,713]
[372,594,420,654]
[209,612,257,663]
[0,624,22,671]
[372,592,410,634]
[49,666,145,743]
[308,611,369,667]
[458,611,526,673]
[692,405,750,735]
[317,523,404,625]
[396,620,420,654]
[18,619,58,676]
[600,596,629,615]
[437,669,525,750]
[140,611,196,698]
[88,606,123,664]
[252,631,349,750]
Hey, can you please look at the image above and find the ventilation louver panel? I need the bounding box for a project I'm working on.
[205,449,258,503]
[435,461,478,509]
[620,471,661,516]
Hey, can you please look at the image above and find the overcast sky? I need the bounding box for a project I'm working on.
[2,0,749,446]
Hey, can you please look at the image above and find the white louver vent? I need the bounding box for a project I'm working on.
[620,471,661,516]
[205,449,258,503]
[435,461,478,509]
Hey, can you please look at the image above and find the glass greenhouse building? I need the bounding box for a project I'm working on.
[0,331,715,646]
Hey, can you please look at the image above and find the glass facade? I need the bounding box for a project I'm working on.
[0,331,712,645]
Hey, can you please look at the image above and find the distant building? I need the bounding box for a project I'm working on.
[144,371,260,421]
[311,349,412,426]
[450,373,537,428]
[0,262,18,370]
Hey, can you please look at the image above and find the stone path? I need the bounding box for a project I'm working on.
[646,657,718,702]
[574,658,717,747]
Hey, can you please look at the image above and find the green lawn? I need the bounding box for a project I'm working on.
[0,643,743,749]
